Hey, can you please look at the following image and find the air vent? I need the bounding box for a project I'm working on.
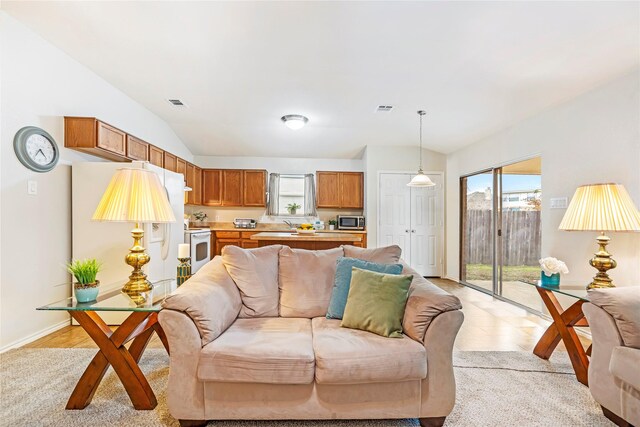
[376,105,393,112]
[168,99,186,106]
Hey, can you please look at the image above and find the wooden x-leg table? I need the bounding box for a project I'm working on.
[532,286,591,386]
[67,310,170,410]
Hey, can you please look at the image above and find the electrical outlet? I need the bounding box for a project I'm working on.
[215,215,221,221]
[28,180,37,195]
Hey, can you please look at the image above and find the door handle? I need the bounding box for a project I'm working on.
[405,229,409,233]
[411,230,416,233]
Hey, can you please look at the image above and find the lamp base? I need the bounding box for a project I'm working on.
[122,225,152,303]
[587,233,617,290]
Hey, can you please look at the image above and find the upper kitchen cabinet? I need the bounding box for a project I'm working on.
[176,158,186,176]
[65,117,127,161]
[202,169,222,206]
[149,145,164,168]
[164,152,178,172]
[243,170,267,207]
[316,171,364,209]
[186,164,203,205]
[222,169,243,206]
[126,135,149,161]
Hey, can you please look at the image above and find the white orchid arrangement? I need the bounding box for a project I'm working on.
[539,257,569,277]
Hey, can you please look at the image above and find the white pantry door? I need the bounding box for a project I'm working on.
[410,173,443,277]
[378,173,412,261]
[378,172,443,277]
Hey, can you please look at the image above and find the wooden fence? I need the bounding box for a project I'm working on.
[464,210,541,266]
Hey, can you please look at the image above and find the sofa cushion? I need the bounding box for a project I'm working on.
[221,245,282,318]
[312,317,426,384]
[278,246,344,317]
[342,244,402,264]
[326,257,403,320]
[588,286,640,349]
[198,318,315,384]
[341,268,413,338]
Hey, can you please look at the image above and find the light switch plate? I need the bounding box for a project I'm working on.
[550,197,568,209]
[28,180,37,195]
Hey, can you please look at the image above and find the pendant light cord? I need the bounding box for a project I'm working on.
[418,110,426,172]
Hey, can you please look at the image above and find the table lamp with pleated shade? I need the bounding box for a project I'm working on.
[92,168,175,298]
[559,183,640,289]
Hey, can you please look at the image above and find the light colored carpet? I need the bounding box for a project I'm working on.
[0,349,612,426]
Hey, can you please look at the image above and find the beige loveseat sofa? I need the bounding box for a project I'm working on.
[159,245,463,427]
[583,286,640,427]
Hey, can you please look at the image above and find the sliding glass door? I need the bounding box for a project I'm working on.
[460,158,542,309]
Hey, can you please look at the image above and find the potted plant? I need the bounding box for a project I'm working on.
[328,219,337,230]
[286,203,301,215]
[192,211,208,225]
[539,257,569,287]
[67,258,102,303]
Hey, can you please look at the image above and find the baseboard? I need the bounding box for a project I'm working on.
[0,319,70,353]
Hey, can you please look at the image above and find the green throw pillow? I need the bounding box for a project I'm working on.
[341,267,413,338]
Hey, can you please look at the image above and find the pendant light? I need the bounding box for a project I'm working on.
[407,110,435,187]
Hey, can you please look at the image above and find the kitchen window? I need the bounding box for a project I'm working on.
[267,173,317,216]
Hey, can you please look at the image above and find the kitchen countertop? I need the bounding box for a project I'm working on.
[190,222,366,233]
[250,232,362,242]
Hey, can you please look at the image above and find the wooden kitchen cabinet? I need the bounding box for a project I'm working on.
[202,169,222,206]
[126,135,149,161]
[222,170,243,206]
[243,170,267,207]
[64,117,128,161]
[164,152,178,172]
[316,171,363,209]
[149,146,164,167]
[176,158,186,176]
[193,166,203,205]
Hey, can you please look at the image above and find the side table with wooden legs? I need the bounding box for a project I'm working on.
[520,280,591,386]
[37,279,176,410]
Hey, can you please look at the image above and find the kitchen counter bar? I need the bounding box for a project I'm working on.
[250,232,362,242]
[190,222,366,234]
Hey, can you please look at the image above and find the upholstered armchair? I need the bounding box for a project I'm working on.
[583,286,640,427]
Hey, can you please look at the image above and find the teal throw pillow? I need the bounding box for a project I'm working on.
[341,267,413,338]
[326,256,403,319]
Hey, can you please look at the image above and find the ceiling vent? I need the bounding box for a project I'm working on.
[168,99,186,107]
[376,105,393,112]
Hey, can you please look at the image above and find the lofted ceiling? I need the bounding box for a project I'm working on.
[3,1,639,159]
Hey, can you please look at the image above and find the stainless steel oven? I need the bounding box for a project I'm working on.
[337,215,366,230]
[184,229,211,273]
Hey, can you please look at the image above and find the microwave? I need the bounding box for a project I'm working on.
[337,215,365,230]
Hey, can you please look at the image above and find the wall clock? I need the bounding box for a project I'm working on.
[13,126,60,173]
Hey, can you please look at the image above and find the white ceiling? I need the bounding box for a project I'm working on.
[4,1,639,158]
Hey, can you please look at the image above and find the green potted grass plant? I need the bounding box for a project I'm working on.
[67,259,102,303]
[286,203,301,215]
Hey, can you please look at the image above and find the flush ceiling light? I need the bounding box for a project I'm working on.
[407,110,435,187]
[281,114,309,130]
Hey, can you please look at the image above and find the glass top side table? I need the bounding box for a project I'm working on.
[37,279,176,410]
[519,279,591,386]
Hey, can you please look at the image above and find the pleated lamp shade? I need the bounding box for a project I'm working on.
[559,183,640,232]
[92,168,176,223]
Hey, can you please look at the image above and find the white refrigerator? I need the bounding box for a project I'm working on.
[72,161,184,323]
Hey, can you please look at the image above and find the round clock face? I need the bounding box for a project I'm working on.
[25,134,56,166]
[13,126,60,173]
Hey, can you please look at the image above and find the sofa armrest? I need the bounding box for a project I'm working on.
[401,262,462,342]
[162,256,242,346]
[610,346,640,391]
[588,286,640,349]
[158,309,206,420]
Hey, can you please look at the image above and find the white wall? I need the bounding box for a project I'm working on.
[446,70,640,286]
[364,146,447,248]
[0,13,193,350]
[190,155,364,223]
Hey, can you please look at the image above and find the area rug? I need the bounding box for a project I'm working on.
[0,349,612,426]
